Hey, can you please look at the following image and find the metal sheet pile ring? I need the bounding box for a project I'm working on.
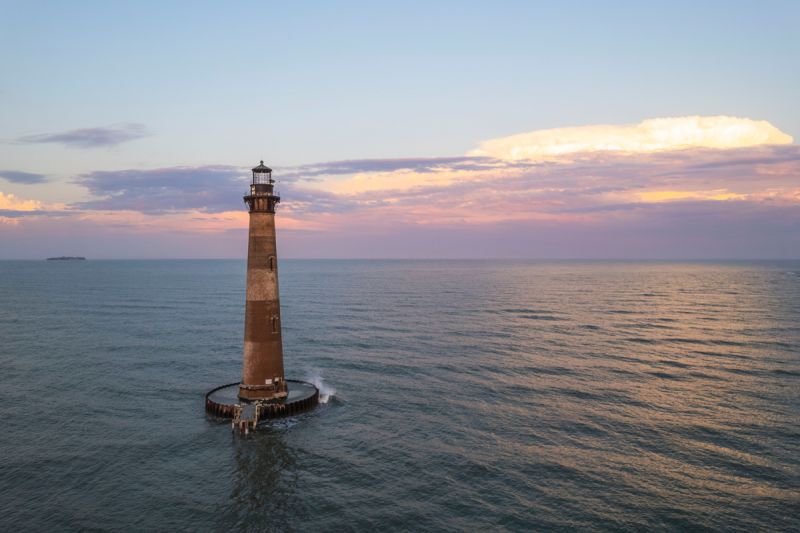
[205,380,320,421]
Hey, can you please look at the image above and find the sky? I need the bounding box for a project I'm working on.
[1,0,798,259]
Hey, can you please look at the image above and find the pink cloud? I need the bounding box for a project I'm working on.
[2,124,798,258]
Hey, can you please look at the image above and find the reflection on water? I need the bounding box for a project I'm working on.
[223,430,303,531]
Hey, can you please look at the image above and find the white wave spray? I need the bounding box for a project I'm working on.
[305,370,336,404]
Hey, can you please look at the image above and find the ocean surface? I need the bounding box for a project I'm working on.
[1,259,798,532]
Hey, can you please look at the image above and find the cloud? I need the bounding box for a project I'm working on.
[280,156,501,179]
[0,192,66,228]
[60,143,800,226]
[59,116,796,223]
[0,191,44,211]
[637,190,747,203]
[73,165,248,213]
[17,123,150,148]
[469,116,793,161]
[68,164,373,217]
[288,144,800,228]
[4,115,799,258]
[0,170,48,184]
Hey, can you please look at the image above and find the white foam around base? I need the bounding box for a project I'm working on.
[306,371,336,404]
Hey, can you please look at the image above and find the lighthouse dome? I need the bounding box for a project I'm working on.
[252,160,272,173]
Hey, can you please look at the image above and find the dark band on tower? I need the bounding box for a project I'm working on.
[238,161,287,401]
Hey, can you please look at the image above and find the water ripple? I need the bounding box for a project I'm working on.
[0,259,798,531]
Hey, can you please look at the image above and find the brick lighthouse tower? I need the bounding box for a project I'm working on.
[205,160,318,431]
[238,161,287,401]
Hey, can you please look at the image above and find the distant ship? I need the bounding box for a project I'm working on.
[46,256,86,261]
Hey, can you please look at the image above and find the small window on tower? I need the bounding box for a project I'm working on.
[268,256,275,271]
[272,316,279,332]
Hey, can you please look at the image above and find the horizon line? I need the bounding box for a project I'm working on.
[2,257,799,262]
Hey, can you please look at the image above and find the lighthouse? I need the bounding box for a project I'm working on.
[205,160,319,431]
[239,161,287,401]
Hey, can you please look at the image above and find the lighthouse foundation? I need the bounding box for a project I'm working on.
[205,380,319,431]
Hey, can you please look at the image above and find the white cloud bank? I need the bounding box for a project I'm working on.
[469,116,793,161]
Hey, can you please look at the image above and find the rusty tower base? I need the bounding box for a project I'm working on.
[205,380,319,433]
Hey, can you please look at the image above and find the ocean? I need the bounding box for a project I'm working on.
[0,259,798,531]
